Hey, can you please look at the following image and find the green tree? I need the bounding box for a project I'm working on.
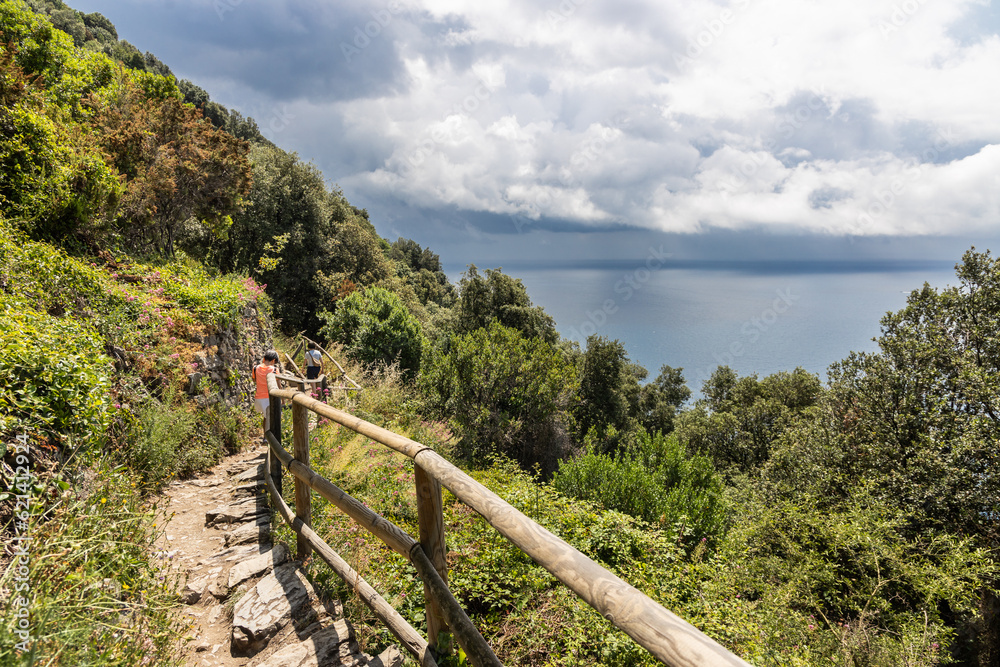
[574,335,643,445]
[0,44,121,242]
[210,145,391,334]
[456,265,556,342]
[318,286,423,377]
[419,321,577,470]
[637,364,691,434]
[757,250,1000,663]
[821,249,1000,544]
[675,366,822,477]
[389,237,454,307]
[88,70,252,255]
[81,11,116,40]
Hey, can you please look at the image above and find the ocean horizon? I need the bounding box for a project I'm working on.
[445,258,958,394]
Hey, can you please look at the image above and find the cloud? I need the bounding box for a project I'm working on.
[74,0,1000,241]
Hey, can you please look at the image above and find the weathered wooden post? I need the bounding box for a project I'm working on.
[292,382,312,560]
[415,463,449,652]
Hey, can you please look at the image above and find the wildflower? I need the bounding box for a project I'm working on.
[100,497,107,503]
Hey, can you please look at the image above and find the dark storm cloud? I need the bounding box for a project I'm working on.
[73,0,410,103]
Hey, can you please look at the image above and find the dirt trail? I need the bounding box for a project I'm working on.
[156,443,270,666]
[154,441,403,667]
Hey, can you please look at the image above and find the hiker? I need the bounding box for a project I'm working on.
[253,350,279,436]
[305,341,323,380]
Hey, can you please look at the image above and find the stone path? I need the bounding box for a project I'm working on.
[156,443,403,667]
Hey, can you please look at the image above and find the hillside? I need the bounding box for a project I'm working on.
[0,2,998,666]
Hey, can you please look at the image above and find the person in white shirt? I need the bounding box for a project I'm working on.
[305,342,323,380]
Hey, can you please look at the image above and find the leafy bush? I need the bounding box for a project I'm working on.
[319,286,424,377]
[455,265,557,342]
[0,47,122,242]
[419,321,577,470]
[709,488,996,666]
[0,293,113,448]
[118,393,250,490]
[552,427,726,545]
[675,366,822,477]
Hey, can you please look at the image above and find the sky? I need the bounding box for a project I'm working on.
[68,0,1000,265]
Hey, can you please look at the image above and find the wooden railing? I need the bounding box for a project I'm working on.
[282,336,361,399]
[264,371,752,667]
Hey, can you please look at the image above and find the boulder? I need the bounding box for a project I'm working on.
[253,619,361,667]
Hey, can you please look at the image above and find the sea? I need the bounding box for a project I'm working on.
[447,259,958,394]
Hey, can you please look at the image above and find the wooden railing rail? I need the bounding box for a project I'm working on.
[284,335,362,396]
[264,372,751,667]
[262,452,439,667]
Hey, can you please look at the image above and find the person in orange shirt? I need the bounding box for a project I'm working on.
[253,350,279,436]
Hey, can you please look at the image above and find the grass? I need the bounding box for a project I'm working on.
[0,460,183,666]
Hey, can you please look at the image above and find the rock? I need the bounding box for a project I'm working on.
[231,564,318,653]
[181,575,210,605]
[229,544,290,589]
[191,478,223,488]
[206,498,270,526]
[200,543,265,565]
[195,394,221,408]
[234,464,266,483]
[225,521,272,547]
[233,479,267,496]
[187,372,203,395]
[252,620,360,667]
[208,580,229,600]
[371,646,405,667]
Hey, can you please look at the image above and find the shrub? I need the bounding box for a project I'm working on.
[122,395,247,489]
[418,321,577,470]
[0,293,113,449]
[552,427,726,545]
[0,460,181,666]
[318,286,424,378]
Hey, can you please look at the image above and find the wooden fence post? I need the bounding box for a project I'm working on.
[415,463,449,652]
[292,387,312,560]
[268,395,282,497]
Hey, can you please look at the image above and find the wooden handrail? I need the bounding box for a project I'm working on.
[265,431,417,559]
[264,373,752,667]
[300,336,361,391]
[263,459,439,667]
[263,433,501,666]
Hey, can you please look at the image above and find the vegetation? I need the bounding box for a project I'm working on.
[419,321,577,471]
[552,427,726,545]
[319,286,424,378]
[1,1,997,665]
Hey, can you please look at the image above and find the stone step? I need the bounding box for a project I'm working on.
[229,543,290,590]
[206,499,271,526]
[232,563,320,654]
